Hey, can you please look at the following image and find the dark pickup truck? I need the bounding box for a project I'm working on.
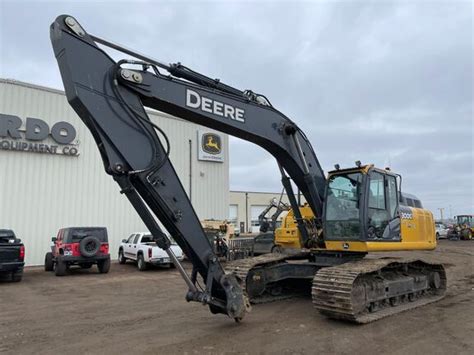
[0,229,25,282]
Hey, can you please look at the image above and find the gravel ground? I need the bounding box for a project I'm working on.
[0,240,472,355]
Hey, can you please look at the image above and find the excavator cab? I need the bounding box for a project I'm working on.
[324,164,400,242]
[323,164,436,252]
[274,164,436,253]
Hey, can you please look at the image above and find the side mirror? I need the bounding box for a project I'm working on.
[51,237,57,242]
[121,239,127,243]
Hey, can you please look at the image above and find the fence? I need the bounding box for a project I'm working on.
[227,237,254,261]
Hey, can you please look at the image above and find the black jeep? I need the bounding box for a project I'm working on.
[45,227,110,276]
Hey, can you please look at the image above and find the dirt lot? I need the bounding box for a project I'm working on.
[0,240,473,355]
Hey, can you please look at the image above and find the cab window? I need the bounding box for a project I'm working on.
[133,234,140,244]
[368,173,385,210]
[386,175,398,218]
[141,234,153,243]
[368,172,389,238]
[126,234,135,243]
[325,172,362,239]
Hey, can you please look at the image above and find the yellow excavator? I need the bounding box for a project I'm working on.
[51,15,446,323]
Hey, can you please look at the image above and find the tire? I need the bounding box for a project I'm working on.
[11,270,23,282]
[436,232,439,240]
[55,256,67,276]
[97,257,110,274]
[169,262,176,269]
[79,236,101,257]
[137,253,147,271]
[79,263,93,269]
[118,249,126,264]
[44,252,54,271]
[271,245,283,254]
[461,229,472,241]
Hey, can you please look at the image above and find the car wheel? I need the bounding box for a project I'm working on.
[271,245,283,254]
[137,254,147,271]
[44,252,54,271]
[436,232,439,240]
[169,262,176,269]
[11,270,23,282]
[55,256,67,276]
[118,249,127,264]
[97,257,111,274]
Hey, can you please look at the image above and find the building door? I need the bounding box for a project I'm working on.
[250,205,268,233]
[229,204,238,229]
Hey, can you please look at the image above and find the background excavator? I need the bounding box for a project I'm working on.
[258,196,290,234]
[50,15,446,324]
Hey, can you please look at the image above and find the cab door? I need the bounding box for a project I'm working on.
[366,171,400,241]
[130,234,141,260]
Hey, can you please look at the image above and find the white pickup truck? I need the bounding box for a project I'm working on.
[118,232,184,271]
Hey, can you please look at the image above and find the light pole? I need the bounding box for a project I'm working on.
[437,208,445,221]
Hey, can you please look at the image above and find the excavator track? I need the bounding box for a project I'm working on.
[312,258,446,324]
[225,252,310,303]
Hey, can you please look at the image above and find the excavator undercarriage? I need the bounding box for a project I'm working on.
[227,253,446,323]
[312,258,446,323]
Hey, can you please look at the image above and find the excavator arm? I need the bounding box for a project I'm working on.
[50,15,326,320]
[258,197,290,233]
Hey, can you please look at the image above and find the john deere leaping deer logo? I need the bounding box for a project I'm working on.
[202,133,221,155]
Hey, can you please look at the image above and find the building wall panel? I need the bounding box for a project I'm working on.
[0,79,229,265]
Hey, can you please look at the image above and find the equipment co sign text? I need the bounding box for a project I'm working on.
[0,113,79,156]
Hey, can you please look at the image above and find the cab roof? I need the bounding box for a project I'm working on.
[328,164,397,177]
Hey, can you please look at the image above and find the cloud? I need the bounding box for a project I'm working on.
[1,0,472,216]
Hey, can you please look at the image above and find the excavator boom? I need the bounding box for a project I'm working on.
[50,15,326,319]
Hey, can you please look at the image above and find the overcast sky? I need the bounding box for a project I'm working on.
[1,0,472,218]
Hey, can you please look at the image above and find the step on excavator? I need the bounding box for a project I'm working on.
[50,15,446,323]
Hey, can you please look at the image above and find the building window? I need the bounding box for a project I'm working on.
[228,204,238,227]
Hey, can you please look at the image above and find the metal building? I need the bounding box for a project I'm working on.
[0,79,229,265]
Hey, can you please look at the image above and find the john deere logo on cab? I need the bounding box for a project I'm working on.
[202,133,221,155]
[186,89,245,123]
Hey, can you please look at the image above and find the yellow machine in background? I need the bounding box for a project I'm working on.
[274,204,312,250]
[448,215,473,240]
[201,219,235,240]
